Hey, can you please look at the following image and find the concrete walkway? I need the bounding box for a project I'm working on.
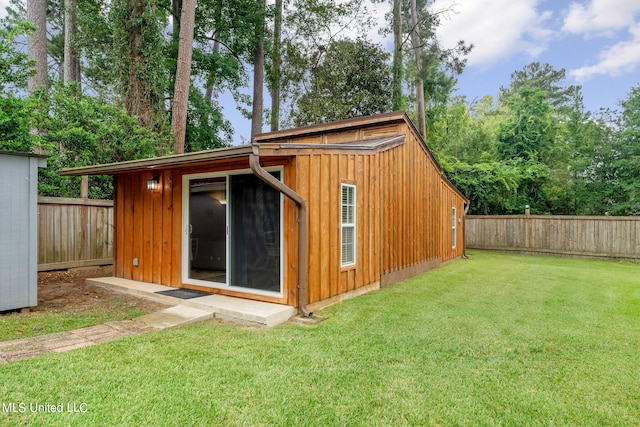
[0,320,154,364]
[0,302,218,364]
[0,277,297,364]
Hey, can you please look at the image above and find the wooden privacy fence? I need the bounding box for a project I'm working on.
[38,197,114,271]
[466,215,640,262]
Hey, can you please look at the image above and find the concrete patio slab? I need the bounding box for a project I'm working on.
[86,277,180,306]
[139,305,215,329]
[193,294,297,328]
[87,277,297,328]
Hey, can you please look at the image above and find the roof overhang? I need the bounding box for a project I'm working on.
[58,135,407,177]
[259,134,406,156]
[58,145,254,176]
[253,111,410,142]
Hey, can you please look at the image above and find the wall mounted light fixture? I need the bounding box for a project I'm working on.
[147,176,160,191]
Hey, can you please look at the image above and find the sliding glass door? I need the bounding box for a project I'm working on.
[184,170,282,296]
[229,173,281,293]
[188,177,227,283]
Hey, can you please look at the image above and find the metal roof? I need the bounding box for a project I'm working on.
[58,135,406,177]
[58,145,253,176]
[253,111,409,142]
[274,134,405,151]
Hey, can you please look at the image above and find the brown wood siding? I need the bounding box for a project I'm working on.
[108,112,467,308]
[292,150,383,306]
[283,164,298,306]
[112,159,294,305]
[114,171,177,285]
[278,116,461,304]
[379,122,443,276]
[439,180,467,262]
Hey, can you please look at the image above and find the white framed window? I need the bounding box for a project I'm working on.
[341,184,356,266]
[452,207,457,249]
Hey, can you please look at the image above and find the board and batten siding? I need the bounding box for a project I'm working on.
[378,122,443,284]
[293,151,383,305]
[84,112,468,310]
[439,181,466,262]
[259,127,386,307]
[114,170,180,288]
[268,118,468,305]
[112,159,297,306]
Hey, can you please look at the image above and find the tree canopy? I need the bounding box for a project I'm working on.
[0,0,637,215]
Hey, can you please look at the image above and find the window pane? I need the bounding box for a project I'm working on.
[342,186,353,205]
[230,172,281,292]
[341,184,356,266]
[342,205,353,224]
[189,177,227,283]
[341,226,354,264]
[452,207,457,248]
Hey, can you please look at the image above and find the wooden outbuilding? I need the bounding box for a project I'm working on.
[60,112,468,313]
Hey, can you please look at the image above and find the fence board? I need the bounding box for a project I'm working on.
[38,197,114,271]
[466,215,640,262]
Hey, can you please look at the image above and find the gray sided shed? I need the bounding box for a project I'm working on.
[0,151,47,311]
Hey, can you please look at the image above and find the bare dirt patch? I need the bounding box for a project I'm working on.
[1,266,168,341]
[34,266,166,315]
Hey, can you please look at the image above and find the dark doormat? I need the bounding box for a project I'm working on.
[155,289,211,299]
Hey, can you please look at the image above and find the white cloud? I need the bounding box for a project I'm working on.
[363,1,392,47]
[431,0,554,68]
[569,21,640,81]
[562,0,640,37]
[0,0,9,20]
[562,1,640,81]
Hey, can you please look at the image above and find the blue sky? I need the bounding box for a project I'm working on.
[428,0,640,112]
[3,0,639,144]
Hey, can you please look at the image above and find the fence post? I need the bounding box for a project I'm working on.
[80,176,90,263]
[80,175,89,199]
[525,205,531,249]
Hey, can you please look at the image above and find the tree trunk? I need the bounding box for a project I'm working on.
[170,0,183,86]
[251,0,266,138]
[27,0,48,94]
[392,0,403,111]
[27,0,48,154]
[171,0,196,154]
[172,0,183,35]
[269,0,282,131]
[409,0,426,138]
[64,0,81,88]
[117,0,164,131]
[205,36,219,102]
[205,3,222,103]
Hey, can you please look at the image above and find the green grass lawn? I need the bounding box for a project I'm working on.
[0,300,150,342]
[1,250,639,426]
